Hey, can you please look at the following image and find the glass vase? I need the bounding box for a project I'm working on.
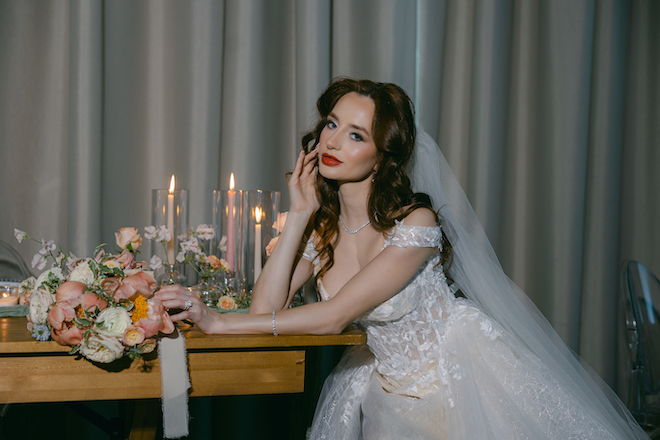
[151,186,189,282]
[242,190,280,294]
[192,277,219,307]
[212,188,245,293]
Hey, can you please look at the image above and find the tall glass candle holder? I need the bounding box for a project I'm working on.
[151,187,189,284]
[242,190,280,295]
[212,189,245,297]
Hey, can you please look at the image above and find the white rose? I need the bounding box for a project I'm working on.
[35,267,64,290]
[69,260,97,286]
[28,287,55,324]
[80,334,124,363]
[94,307,132,337]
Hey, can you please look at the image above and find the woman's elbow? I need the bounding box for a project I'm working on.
[319,313,352,335]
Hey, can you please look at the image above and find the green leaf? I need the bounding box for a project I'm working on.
[74,317,93,327]
[93,243,107,256]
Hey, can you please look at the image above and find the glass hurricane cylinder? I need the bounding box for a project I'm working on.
[151,188,189,284]
[242,190,280,295]
[212,189,245,297]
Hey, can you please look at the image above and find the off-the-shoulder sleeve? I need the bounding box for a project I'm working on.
[301,235,320,265]
[383,220,442,249]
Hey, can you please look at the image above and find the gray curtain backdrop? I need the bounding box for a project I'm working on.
[1,0,658,399]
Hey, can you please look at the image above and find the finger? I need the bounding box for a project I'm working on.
[302,156,318,175]
[294,150,305,170]
[289,151,306,183]
[167,310,190,322]
[159,294,189,308]
[303,145,318,162]
[156,290,185,302]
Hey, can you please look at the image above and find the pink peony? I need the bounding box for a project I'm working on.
[135,296,175,338]
[47,298,80,331]
[51,325,84,346]
[113,271,158,301]
[55,281,85,301]
[81,291,107,312]
[101,278,121,296]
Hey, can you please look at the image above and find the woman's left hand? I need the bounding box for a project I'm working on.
[156,284,221,334]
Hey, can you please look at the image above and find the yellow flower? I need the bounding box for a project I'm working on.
[131,295,148,323]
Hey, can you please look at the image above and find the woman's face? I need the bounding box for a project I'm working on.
[317,92,379,183]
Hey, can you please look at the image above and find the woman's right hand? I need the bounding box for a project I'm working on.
[288,147,320,216]
[156,284,225,334]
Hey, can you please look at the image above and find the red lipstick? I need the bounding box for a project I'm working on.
[321,153,342,166]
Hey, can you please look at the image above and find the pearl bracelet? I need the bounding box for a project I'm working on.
[272,310,278,337]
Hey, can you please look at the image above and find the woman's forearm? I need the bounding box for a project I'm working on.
[217,300,345,335]
[249,211,313,313]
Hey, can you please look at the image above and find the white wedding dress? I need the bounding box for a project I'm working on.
[305,222,641,439]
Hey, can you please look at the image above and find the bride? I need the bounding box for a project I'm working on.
[157,77,648,439]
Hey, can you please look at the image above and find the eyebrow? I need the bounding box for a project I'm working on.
[328,112,372,138]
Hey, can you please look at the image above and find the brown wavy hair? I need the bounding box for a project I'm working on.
[302,77,451,279]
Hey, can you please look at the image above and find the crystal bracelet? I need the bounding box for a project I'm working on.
[272,310,278,337]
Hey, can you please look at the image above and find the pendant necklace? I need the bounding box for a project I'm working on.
[339,216,371,234]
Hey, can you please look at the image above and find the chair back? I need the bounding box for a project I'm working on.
[0,240,32,282]
[622,260,660,395]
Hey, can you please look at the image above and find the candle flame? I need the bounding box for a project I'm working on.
[169,175,176,193]
[255,207,263,223]
[229,173,235,191]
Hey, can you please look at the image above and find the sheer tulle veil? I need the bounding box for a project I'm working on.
[408,128,647,438]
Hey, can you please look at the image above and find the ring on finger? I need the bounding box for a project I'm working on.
[183,300,193,311]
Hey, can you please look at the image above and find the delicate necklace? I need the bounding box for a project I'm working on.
[339,216,371,234]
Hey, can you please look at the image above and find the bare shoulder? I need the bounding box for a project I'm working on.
[401,207,437,227]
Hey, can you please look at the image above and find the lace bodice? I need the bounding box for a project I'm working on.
[303,223,491,397]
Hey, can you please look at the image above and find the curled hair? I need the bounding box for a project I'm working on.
[302,77,452,279]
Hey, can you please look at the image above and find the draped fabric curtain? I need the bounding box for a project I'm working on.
[1,0,658,399]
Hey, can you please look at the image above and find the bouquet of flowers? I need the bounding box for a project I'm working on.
[14,227,175,363]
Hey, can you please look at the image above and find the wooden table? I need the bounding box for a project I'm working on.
[0,317,366,438]
[0,317,365,403]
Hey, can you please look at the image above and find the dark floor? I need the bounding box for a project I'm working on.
[1,394,309,440]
